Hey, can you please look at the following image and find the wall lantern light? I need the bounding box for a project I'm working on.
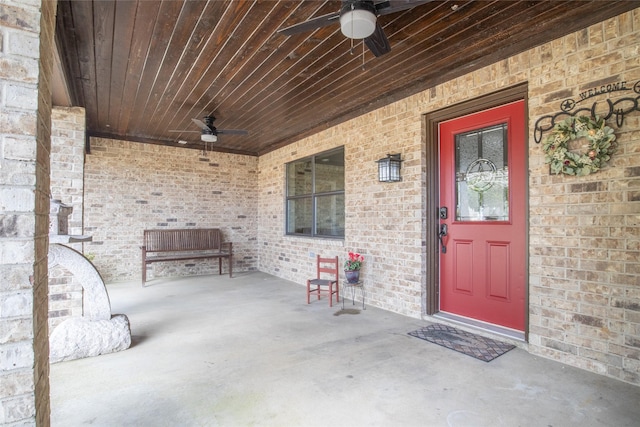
[376,153,403,182]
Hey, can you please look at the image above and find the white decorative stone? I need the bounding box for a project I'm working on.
[49,315,131,363]
[48,243,131,363]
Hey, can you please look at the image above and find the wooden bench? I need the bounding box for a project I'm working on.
[141,228,232,286]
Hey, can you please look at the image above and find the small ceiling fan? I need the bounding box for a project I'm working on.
[277,0,433,57]
[170,116,248,143]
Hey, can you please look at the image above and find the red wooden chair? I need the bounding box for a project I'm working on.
[306,255,340,307]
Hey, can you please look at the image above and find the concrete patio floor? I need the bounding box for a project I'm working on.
[50,272,640,426]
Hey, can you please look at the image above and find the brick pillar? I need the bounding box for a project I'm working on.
[0,0,57,425]
[49,107,87,332]
[50,107,86,238]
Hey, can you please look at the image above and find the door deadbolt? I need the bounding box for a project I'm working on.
[439,207,448,219]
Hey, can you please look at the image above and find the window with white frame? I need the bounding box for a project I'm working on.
[286,147,345,238]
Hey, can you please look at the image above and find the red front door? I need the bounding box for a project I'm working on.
[439,100,526,332]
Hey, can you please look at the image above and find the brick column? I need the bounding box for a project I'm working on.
[0,0,57,425]
[49,107,86,332]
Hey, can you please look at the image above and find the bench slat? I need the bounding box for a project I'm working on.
[145,252,230,262]
[144,229,223,252]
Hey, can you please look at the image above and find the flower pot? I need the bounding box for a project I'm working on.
[345,270,360,284]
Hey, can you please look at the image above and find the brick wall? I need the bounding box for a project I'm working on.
[0,0,56,425]
[258,109,425,317]
[258,10,640,384]
[83,139,259,283]
[526,12,640,384]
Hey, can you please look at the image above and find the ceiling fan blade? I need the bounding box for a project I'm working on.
[168,130,200,133]
[364,22,391,57]
[192,118,212,131]
[376,0,434,15]
[217,129,249,135]
[277,11,340,36]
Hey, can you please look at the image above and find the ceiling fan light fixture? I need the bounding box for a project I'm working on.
[201,132,217,143]
[340,2,376,39]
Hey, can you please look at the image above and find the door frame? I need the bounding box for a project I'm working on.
[424,83,529,337]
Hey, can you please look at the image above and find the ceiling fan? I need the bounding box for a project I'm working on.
[170,116,248,143]
[278,0,433,57]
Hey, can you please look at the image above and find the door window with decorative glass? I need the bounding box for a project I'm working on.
[455,124,509,221]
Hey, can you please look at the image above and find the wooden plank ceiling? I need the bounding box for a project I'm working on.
[55,1,637,156]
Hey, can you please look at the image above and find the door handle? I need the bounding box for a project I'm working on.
[438,223,448,254]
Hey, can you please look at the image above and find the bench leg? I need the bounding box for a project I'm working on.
[229,254,233,278]
[142,261,147,287]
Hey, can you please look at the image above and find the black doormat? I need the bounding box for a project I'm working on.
[408,324,515,362]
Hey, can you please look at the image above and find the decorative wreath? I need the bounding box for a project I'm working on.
[542,115,616,176]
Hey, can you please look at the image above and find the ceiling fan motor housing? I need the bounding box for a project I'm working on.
[340,1,377,39]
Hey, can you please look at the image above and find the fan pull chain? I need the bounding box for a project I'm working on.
[362,40,365,70]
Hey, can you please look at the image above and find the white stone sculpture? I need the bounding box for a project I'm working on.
[48,244,131,363]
